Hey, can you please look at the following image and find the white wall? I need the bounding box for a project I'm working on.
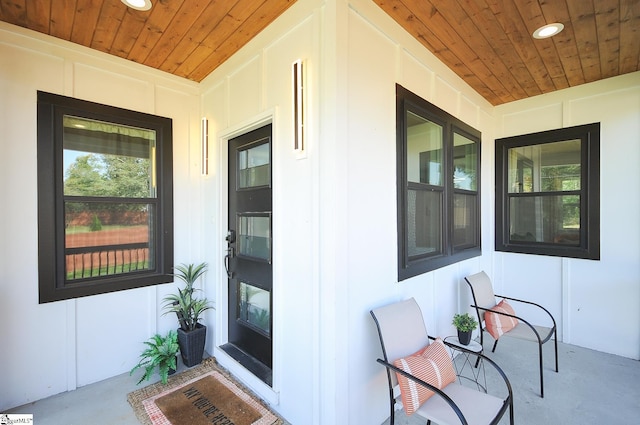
[328,1,640,423]
[494,73,640,360]
[198,0,323,422]
[0,23,202,411]
[197,0,498,422]
[344,1,498,423]
[1,0,639,423]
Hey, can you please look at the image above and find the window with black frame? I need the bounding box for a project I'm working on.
[495,123,600,260]
[37,91,174,303]
[396,85,481,280]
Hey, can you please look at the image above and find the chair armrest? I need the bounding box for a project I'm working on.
[471,304,554,344]
[494,294,558,331]
[376,358,469,425]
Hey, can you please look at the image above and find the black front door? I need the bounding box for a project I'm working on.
[224,124,273,384]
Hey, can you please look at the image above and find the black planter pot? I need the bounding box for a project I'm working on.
[177,324,207,367]
[168,356,177,375]
[457,329,472,345]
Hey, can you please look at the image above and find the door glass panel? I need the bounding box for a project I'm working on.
[239,282,270,336]
[238,214,271,261]
[238,141,270,188]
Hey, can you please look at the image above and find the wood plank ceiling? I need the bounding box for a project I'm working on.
[0,0,638,105]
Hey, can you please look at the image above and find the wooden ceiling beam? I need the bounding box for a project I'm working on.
[619,0,640,74]
[458,0,535,99]
[70,0,103,47]
[186,0,299,82]
[126,0,186,65]
[514,0,569,91]
[50,0,77,41]
[376,0,505,104]
[484,0,557,96]
[26,0,50,34]
[109,6,147,59]
[566,0,601,84]
[0,0,26,25]
[153,0,239,75]
[0,0,637,104]
[539,0,585,88]
[90,0,126,53]
[594,0,622,79]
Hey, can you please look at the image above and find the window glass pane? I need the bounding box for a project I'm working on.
[407,111,443,186]
[508,139,581,194]
[453,193,477,247]
[238,141,270,188]
[63,116,155,198]
[509,195,580,245]
[453,133,477,190]
[408,189,442,257]
[239,282,270,336]
[38,92,174,303]
[397,86,482,279]
[238,214,271,261]
[65,201,155,280]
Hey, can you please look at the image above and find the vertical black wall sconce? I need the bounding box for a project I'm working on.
[293,59,305,154]
[201,117,209,175]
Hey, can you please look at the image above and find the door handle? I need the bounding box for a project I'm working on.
[224,247,234,279]
[224,230,236,279]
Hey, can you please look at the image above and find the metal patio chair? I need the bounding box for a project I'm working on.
[371,298,513,425]
[465,271,558,398]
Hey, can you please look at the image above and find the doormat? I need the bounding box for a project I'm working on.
[128,358,282,425]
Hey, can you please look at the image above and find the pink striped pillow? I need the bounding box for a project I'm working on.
[392,338,456,415]
[485,299,518,340]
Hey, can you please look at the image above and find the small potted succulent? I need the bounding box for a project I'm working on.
[130,330,179,385]
[163,262,212,367]
[452,312,478,345]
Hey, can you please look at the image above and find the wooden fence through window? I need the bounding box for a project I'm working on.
[65,242,150,279]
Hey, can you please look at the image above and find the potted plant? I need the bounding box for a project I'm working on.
[452,312,478,345]
[130,330,179,385]
[163,262,212,367]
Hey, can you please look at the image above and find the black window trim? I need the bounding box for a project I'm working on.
[396,84,481,281]
[37,91,174,303]
[494,122,600,260]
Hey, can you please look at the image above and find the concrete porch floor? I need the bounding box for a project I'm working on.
[384,336,640,425]
[7,338,640,424]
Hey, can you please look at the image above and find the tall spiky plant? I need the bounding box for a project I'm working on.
[163,263,212,331]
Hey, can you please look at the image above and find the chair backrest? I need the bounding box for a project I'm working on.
[465,271,497,311]
[370,298,430,387]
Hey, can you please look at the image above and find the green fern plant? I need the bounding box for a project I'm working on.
[130,330,179,385]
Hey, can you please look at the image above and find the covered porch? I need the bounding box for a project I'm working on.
[10,336,640,424]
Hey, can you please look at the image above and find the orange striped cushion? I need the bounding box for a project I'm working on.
[392,338,456,415]
[485,299,518,340]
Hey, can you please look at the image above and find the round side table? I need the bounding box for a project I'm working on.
[444,336,487,392]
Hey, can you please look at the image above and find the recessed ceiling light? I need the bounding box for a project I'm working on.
[533,23,564,39]
[121,0,152,11]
